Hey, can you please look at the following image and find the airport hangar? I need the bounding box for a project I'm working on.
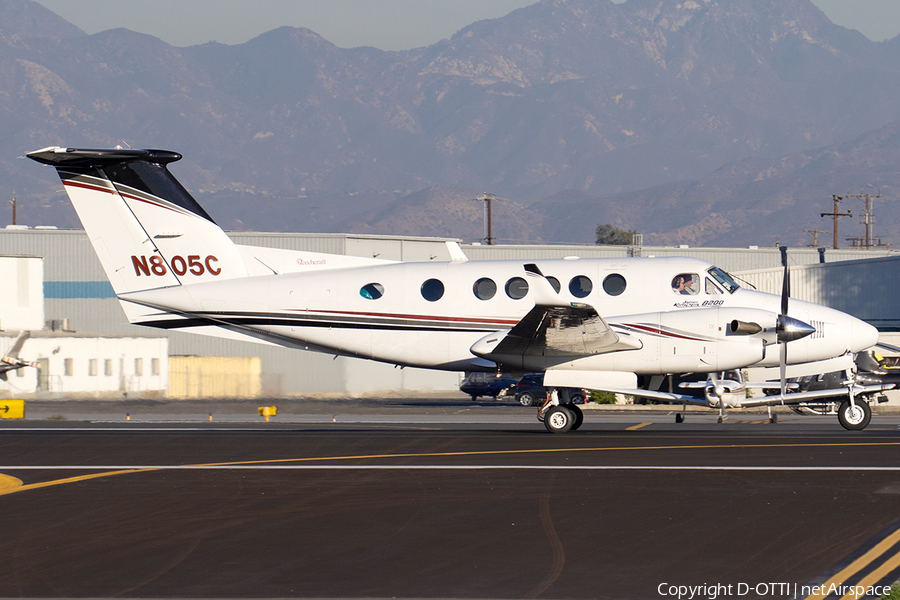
[1,226,899,399]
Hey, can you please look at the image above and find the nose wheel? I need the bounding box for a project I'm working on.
[838,398,871,430]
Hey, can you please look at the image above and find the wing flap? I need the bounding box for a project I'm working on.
[495,304,626,357]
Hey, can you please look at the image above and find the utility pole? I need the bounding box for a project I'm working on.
[803,228,828,247]
[9,193,15,226]
[820,194,851,249]
[470,192,504,245]
[845,189,883,250]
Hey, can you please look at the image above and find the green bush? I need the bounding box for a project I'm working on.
[589,390,618,404]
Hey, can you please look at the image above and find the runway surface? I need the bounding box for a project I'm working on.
[3,399,900,599]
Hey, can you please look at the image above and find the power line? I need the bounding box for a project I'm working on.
[845,189,884,250]
[820,194,852,249]
[803,228,828,247]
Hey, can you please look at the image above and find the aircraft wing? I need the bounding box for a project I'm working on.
[740,383,896,407]
[492,303,629,358]
[471,264,641,365]
[591,387,710,406]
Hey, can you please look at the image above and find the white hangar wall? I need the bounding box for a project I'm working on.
[0,332,168,398]
[2,227,899,396]
[0,255,44,330]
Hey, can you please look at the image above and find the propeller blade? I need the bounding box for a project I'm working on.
[779,341,787,399]
[708,372,727,423]
[781,261,789,317]
[775,250,816,344]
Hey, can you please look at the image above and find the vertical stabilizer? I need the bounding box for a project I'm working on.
[27,147,247,295]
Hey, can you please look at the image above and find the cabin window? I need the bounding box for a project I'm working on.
[421,278,445,302]
[360,283,384,300]
[473,278,497,300]
[671,273,699,295]
[505,277,529,299]
[602,273,626,296]
[546,276,561,293]
[569,275,593,298]
[705,278,722,295]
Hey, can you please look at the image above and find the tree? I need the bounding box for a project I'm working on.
[595,223,636,245]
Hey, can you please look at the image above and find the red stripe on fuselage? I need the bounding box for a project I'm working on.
[298,308,518,327]
[622,323,710,342]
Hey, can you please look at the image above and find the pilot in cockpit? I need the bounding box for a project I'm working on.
[672,274,698,295]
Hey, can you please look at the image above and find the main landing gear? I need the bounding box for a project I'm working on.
[538,388,584,434]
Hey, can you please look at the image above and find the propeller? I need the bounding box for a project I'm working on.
[775,250,816,398]
[778,259,789,398]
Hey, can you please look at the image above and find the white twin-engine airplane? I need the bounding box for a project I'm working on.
[27,146,890,432]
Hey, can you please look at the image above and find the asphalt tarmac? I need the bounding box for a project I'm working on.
[2,397,900,599]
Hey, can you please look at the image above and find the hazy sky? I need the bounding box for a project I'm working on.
[34,0,900,50]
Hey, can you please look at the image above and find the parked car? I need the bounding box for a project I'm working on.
[514,373,587,407]
[459,372,518,401]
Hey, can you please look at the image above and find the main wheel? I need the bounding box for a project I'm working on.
[838,399,871,430]
[544,406,573,434]
[568,404,584,430]
[519,392,536,407]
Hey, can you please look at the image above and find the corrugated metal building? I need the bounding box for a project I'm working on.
[735,255,900,332]
[2,227,898,395]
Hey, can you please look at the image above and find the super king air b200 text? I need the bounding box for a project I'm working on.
[27,146,889,433]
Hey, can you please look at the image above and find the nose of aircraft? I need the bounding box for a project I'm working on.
[851,316,880,353]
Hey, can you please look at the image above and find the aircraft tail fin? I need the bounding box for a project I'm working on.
[27,147,247,295]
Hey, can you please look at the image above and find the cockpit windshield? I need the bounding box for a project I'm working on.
[707,266,740,294]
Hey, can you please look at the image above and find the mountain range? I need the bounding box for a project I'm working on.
[3,0,900,247]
